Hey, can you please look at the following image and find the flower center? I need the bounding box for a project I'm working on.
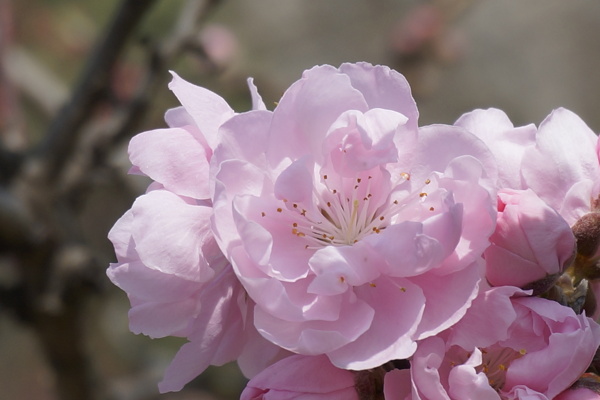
[477,346,525,391]
[286,174,387,247]
[264,171,434,249]
[450,345,526,393]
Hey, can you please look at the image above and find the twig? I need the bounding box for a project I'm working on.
[34,0,158,181]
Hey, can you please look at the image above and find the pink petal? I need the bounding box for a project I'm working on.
[158,268,246,392]
[413,124,498,190]
[362,222,444,278]
[241,355,358,400]
[128,297,197,338]
[412,260,481,339]
[274,157,314,202]
[307,244,381,296]
[129,127,211,199]
[107,261,198,302]
[131,190,214,282]
[327,277,424,369]
[454,108,536,189]
[384,369,414,400]
[108,209,136,261]
[522,108,600,212]
[247,77,267,111]
[254,291,375,356]
[267,65,368,166]
[213,110,272,169]
[447,286,525,349]
[168,71,234,149]
[339,62,419,131]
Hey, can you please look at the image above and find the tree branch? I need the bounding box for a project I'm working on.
[34,0,158,180]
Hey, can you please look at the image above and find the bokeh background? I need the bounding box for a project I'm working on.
[2,1,600,399]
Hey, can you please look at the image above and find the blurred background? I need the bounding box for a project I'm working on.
[1,0,600,399]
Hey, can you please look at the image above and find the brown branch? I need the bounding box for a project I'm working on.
[1,1,229,399]
[60,0,226,209]
[34,0,158,181]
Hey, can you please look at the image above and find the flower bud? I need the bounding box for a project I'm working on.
[485,189,576,292]
[571,212,600,282]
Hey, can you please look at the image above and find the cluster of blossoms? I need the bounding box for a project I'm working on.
[108,62,600,399]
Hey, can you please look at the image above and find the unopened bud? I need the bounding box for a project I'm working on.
[573,212,600,258]
[571,213,600,282]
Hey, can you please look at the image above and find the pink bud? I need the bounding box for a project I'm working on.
[485,188,576,291]
[240,355,358,400]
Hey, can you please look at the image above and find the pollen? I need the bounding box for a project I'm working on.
[419,192,427,198]
[400,172,410,180]
[277,207,283,212]
[429,207,435,211]
[369,282,377,287]
[425,178,431,184]
[519,349,527,355]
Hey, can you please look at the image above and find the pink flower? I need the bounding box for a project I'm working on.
[107,73,282,392]
[457,107,600,226]
[520,108,600,226]
[241,355,358,400]
[485,188,576,291]
[212,62,496,369]
[454,108,537,190]
[387,287,600,400]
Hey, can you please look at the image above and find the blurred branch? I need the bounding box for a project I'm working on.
[3,46,68,117]
[34,0,158,181]
[0,1,227,400]
[61,0,225,209]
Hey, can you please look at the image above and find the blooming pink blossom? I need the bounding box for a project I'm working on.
[520,108,600,226]
[385,287,600,400]
[211,62,497,370]
[107,73,282,392]
[457,107,600,226]
[485,188,576,291]
[454,108,537,190]
[240,355,358,400]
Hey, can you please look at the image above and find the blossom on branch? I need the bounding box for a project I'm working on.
[107,62,600,398]
[211,63,496,369]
